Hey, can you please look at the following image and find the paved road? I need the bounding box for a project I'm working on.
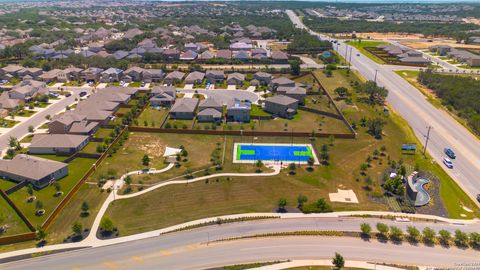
[286,10,480,207]
[3,217,479,269]
[0,87,91,152]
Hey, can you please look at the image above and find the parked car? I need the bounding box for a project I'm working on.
[65,92,72,97]
[444,148,456,159]
[79,91,87,97]
[356,53,360,56]
[443,157,453,169]
[477,194,480,203]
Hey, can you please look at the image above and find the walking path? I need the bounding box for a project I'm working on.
[257,259,405,270]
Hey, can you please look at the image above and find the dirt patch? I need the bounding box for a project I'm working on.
[128,133,166,158]
[401,41,480,50]
[356,32,425,40]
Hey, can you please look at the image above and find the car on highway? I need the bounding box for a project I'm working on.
[65,92,71,97]
[443,157,453,169]
[356,53,360,56]
[79,91,87,97]
[444,148,456,159]
[477,194,480,203]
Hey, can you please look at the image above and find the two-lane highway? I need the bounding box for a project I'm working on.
[286,10,480,207]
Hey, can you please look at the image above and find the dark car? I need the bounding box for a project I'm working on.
[444,148,456,159]
[65,92,71,97]
[79,91,87,97]
[477,194,480,203]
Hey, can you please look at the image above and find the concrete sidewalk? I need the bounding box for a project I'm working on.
[258,260,405,270]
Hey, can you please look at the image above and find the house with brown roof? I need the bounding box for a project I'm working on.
[215,50,232,60]
[28,134,90,155]
[0,154,68,189]
[39,69,62,83]
[81,67,104,82]
[271,51,289,63]
[57,67,83,82]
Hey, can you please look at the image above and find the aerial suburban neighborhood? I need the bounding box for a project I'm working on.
[0,1,479,269]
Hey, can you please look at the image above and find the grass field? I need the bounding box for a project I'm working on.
[81,141,103,154]
[135,107,168,127]
[93,128,114,139]
[7,157,95,226]
[346,40,389,64]
[0,198,31,236]
[163,117,195,129]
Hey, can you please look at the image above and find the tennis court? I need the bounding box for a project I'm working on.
[233,143,319,164]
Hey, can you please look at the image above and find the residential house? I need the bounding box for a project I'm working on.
[264,95,298,119]
[124,67,145,82]
[111,50,129,60]
[198,51,214,61]
[252,71,272,85]
[230,42,253,51]
[28,134,90,155]
[169,98,199,120]
[227,72,245,86]
[1,65,24,77]
[199,97,223,112]
[180,50,198,61]
[277,86,306,105]
[185,71,205,85]
[215,50,232,60]
[49,112,98,135]
[0,154,68,189]
[17,68,43,80]
[269,77,295,90]
[143,69,165,83]
[227,100,251,123]
[81,67,104,82]
[9,80,46,100]
[163,48,180,60]
[271,51,289,63]
[164,71,185,85]
[0,92,23,111]
[39,69,62,83]
[150,86,176,107]
[185,42,199,52]
[197,108,222,123]
[206,70,225,83]
[101,68,124,83]
[57,67,83,82]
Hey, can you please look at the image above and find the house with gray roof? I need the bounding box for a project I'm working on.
[206,70,225,83]
[150,86,176,107]
[143,69,165,83]
[49,111,98,135]
[227,100,251,123]
[271,51,289,63]
[180,50,198,61]
[111,50,129,60]
[264,95,298,119]
[0,154,68,189]
[199,97,224,112]
[227,72,245,86]
[198,51,214,61]
[253,71,272,85]
[269,77,295,90]
[185,71,205,84]
[125,67,145,82]
[57,67,83,82]
[164,71,185,85]
[81,67,104,82]
[277,86,306,105]
[28,134,89,155]
[169,98,199,120]
[101,68,124,83]
[197,108,222,123]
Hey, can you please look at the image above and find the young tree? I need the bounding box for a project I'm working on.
[438,229,451,245]
[376,223,389,237]
[27,185,34,196]
[100,217,115,233]
[332,252,345,269]
[8,136,18,149]
[422,227,436,243]
[406,226,420,242]
[255,160,263,172]
[297,194,308,209]
[360,223,371,236]
[142,154,150,166]
[124,175,132,185]
[316,198,332,212]
[366,118,385,139]
[288,163,296,174]
[454,229,468,247]
[72,222,83,235]
[334,87,349,98]
[389,226,403,241]
[35,226,47,243]
[81,202,89,215]
[54,182,61,192]
[35,200,43,210]
[28,125,34,133]
[469,232,480,249]
[277,198,287,211]
[320,144,330,164]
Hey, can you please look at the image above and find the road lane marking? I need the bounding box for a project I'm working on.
[102,261,118,270]
[159,250,171,256]
[131,256,144,262]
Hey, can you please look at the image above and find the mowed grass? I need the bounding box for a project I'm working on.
[135,107,168,127]
[346,40,389,64]
[0,197,32,236]
[45,183,108,245]
[7,157,95,226]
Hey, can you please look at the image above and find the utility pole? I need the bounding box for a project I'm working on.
[423,126,432,156]
[348,47,353,69]
[374,70,378,83]
[344,45,348,64]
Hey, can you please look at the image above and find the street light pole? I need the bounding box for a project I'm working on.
[374,70,378,83]
[423,126,432,156]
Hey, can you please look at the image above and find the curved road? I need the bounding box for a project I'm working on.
[2,217,479,269]
[286,10,480,207]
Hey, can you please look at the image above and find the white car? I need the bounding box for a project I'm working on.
[443,157,453,169]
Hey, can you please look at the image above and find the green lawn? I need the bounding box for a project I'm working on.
[7,157,96,226]
[163,117,195,129]
[28,154,67,162]
[0,197,32,236]
[63,81,82,87]
[14,110,36,118]
[81,141,103,154]
[116,107,130,115]
[20,134,34,143]
[458,65,480,70]
[94,128,114,139]
[128,81,142,87]
[346,40,389,64]
[250,104,271,117]
[0,118,19,128]
[135,107,168,128]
